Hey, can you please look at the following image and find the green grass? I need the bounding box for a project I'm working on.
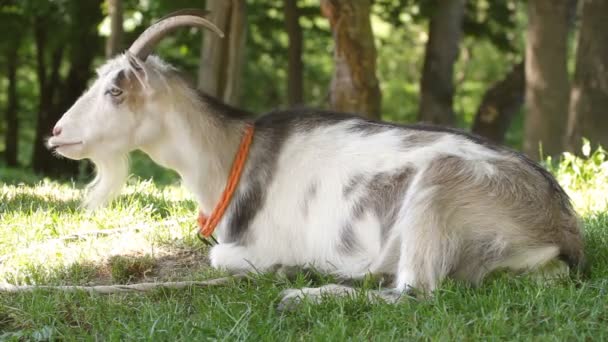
[1,146,608,340]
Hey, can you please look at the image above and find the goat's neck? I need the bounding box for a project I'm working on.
[141,108,246,213]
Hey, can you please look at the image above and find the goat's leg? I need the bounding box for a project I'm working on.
[394,191,457,294]
[395,228,447,294]
[209,243,264,274]
[277,284,405,311]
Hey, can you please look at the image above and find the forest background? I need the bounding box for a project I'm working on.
[1,0,606,181]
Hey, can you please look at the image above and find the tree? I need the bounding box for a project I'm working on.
[523,0,575,159]
[31,11,65,174]
[566,0,608,151]
[321,0,381,119]
[472,62,525,143]
[198,0,247,106]
[4,39,21,167]
[106,0,124,58]
[32,0,104,176]
[284,0,304,107]
[0,5,25,167]
[417,0,465,126]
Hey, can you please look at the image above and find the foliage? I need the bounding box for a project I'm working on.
[0,0,530,172]
[548,140,608,215]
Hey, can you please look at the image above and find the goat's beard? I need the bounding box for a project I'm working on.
[84,154,129,209]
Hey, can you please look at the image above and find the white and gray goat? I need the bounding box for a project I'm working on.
[48,11,585,305]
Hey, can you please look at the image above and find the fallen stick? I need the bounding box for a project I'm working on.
[0,275,245,294]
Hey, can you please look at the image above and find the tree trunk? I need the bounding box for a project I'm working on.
[198,0,247,106]
[58,0,104,113]
[284,0,304,107]
[32,1,103,176]
[523,0,574,160]
[32,19,65,174]
[4,41,20,167]
[417,0,465,126]
[321,0,381,120]
[566,0,608,151]
[106,0,124,58]
[472,62,525,144]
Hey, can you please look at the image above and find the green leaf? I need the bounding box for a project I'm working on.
[581,138,591,158]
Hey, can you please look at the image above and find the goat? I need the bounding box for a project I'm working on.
[48,11,585,306]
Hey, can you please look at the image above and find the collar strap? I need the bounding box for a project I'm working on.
[198,124,255,238]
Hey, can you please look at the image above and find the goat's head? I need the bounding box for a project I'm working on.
[48,10,224,208]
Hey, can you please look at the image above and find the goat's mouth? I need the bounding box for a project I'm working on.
[48,141,84,151]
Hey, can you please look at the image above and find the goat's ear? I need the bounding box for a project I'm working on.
[125,51,145,71]
[124,51,149,89]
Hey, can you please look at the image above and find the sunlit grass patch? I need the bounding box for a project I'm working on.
[0,174,205,287]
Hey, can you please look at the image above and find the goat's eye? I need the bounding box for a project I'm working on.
[108,87,123,97]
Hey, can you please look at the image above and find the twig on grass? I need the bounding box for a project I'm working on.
[0,275,246,294]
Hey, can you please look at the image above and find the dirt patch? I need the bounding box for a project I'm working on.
[87,248,210,285]
[151,249,210,280]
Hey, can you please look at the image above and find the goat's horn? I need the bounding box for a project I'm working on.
[128,9,225,61]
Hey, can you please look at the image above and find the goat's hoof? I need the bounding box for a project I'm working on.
[372,288,407,304]
[277,289,304,312]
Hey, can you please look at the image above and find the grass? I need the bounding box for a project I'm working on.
[1,146,608,340]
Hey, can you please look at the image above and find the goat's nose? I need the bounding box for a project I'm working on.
[52,126,62,136]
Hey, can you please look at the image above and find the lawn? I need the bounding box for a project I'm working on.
[1,146,608,341]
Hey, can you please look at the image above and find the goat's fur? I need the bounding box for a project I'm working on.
[49,53,585,304]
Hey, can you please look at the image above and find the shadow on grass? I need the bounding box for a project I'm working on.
[112,192,197,218]
[3,260,109,286]
[581,213,608,279]
[1,189,196,218]
[3,248,212,287]
[0,167,47,186]
[1,192,81,213]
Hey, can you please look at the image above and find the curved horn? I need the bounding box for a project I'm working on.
[128,9,225,60]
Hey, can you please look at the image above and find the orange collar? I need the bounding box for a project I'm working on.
[198,124,255,238]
